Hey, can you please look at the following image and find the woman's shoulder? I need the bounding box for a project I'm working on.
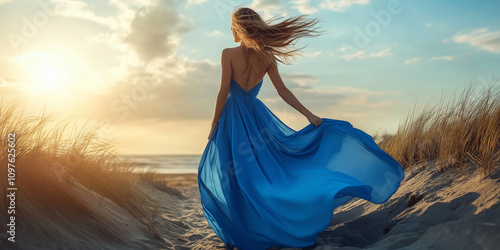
[221,47,243,61]
[220,47,238,65]
[222,46,241,54]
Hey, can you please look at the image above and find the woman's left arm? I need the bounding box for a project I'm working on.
[208,49,232,139]
[268,62,322,126]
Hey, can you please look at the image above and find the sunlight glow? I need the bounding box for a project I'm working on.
[17,51,78,94]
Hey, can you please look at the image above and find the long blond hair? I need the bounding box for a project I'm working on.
[231,7,322,66]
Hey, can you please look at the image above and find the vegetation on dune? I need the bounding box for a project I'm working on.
[377,81,500,174]
[0,97,161,239]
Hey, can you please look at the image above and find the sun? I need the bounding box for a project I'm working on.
[30,60,68,92]
[18,51,77,94]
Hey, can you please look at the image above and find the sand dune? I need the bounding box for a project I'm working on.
[2,163,499,249]
[310,163,500,249]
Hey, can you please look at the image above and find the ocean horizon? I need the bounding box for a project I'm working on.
[118,154,202,174]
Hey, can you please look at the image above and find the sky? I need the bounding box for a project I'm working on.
[0,0,499,155]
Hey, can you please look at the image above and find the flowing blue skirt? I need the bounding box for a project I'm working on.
[198,79,404,249]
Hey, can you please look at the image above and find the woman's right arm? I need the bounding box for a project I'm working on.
[267,61,322,126]
[208,49,232,139]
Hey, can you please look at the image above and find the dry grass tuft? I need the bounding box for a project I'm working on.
[0,97,162,240]
[378,81,500,174]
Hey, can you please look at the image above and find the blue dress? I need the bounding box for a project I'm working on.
[198,78,404,249]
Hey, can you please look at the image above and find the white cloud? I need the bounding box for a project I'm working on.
[51,0,115,27]
[282,73,318,88]
[404,57,420,65]
[251,0,286,20]
[206,30,224,38]
[186,0,208,6]
[340,48,392,60]
[369,48,393,57]
[337,47,350,52]
[319,0,370,12]
[292,0,318,14]
[425,23,433,27]
[259,73,400,131]
[47,0,155,34]
[296,85,397,108]
[451,28,500,53]
[431,56,454,61]
[251,0,280,9]
[293,0,371,14]
[340,50,366,60]
[304,51,322,57]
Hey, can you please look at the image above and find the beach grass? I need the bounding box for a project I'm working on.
[377,81,500,174]
[0,97,162,239]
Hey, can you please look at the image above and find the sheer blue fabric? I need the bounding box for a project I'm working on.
[198,78,404,249]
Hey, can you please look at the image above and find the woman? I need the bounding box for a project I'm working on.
[198,7,404,250]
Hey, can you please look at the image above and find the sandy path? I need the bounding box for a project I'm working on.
[139,174,227,249]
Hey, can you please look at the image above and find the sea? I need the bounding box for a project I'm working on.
[117,154,202,174]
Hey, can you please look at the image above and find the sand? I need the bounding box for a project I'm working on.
[1,164,500,249]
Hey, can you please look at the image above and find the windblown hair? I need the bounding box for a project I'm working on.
[231,7,322,66]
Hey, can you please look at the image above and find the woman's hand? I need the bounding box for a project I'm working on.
[208,124,217,140]
[306,113,322,126]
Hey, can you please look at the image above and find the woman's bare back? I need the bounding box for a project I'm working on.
[227,46,269,91]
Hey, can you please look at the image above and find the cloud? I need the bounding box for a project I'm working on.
[49,0,170,43]
[294,85,397,109]
[0,54,31,86]
[251,0,280,9]
[337,47,350,52]
[340,50,366,60]
[292,0,370,14]
[404,57,420,65]
[0,0,12,5]
[304,51,322,57]
[292,0,318,14]
[186,0,208,6]
[86,57,220,123]
[319,0,370,12]
[431,56,454,61]
[258,73,317,105]
[369,48,393,57]
[262,73,397,110]
[282,73,318,88]
[255,72,396,121]
[451,28,500,53]
[51,0,114,27]
[256,72,399,131]
[123,1,192,61]
[339,48,392,60]
[52,1,189,66]
[425,23,433,27]
[206,30,224,38]
[251,0,286,20]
